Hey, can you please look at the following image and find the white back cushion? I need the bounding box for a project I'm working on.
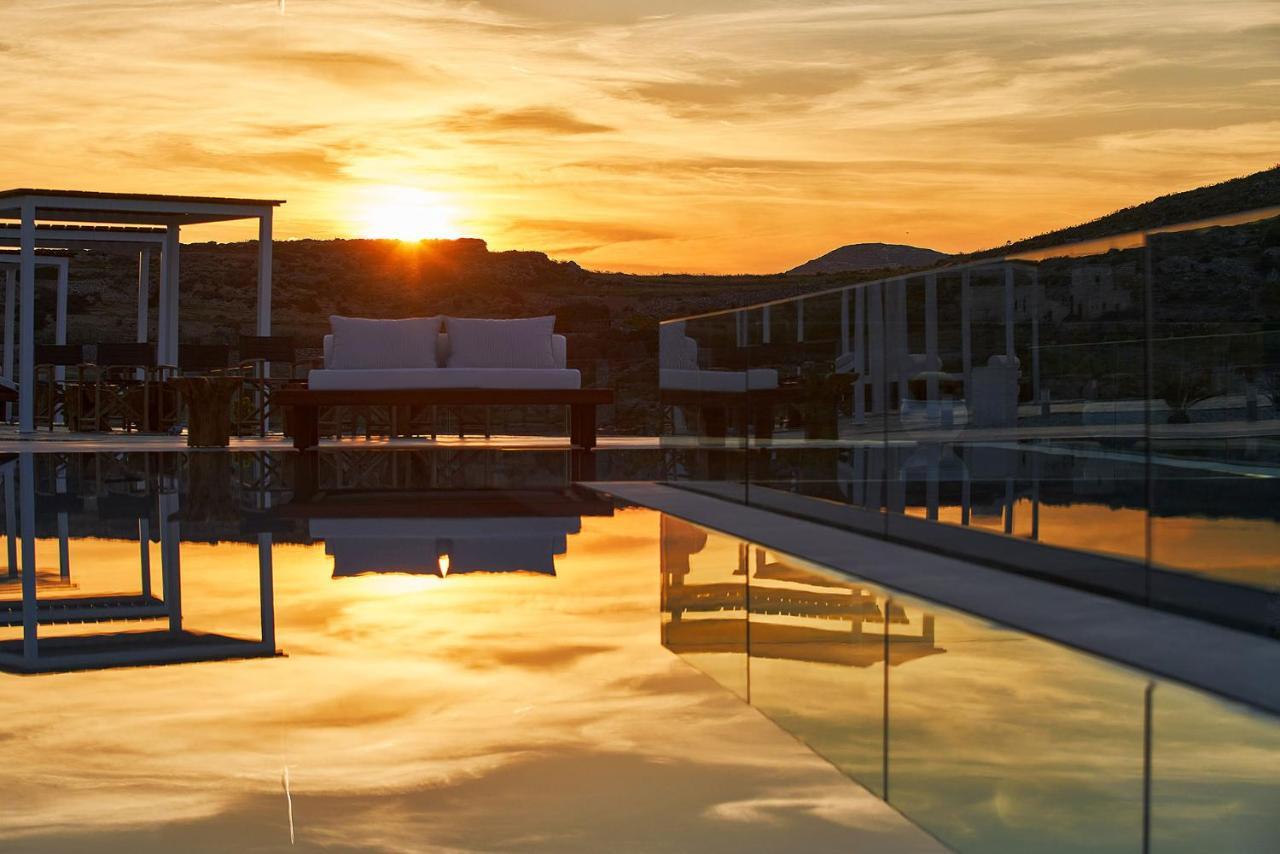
[329,315,440,370]
[445,316,557,369]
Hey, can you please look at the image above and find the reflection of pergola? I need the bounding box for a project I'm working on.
[0,190,284,433]
[0,454,278,673]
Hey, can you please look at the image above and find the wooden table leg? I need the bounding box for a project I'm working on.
[292,405,319,451]
[570,404,597,449]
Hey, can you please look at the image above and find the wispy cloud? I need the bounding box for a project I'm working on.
[1,0,1276,272]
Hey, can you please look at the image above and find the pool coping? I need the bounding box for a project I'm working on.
[589,481,1280,716]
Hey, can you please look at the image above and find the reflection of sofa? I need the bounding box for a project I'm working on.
[312,517,580,577]
[969,355,1020,428]
[658,321,779,393]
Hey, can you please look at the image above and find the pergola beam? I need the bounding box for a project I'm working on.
[0,188,283,427]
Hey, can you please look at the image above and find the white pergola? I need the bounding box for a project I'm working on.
[0,190,284,434]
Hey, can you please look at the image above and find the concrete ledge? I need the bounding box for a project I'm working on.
[591,481,1280,716]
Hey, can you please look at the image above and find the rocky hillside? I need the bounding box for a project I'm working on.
[786,242,948,275]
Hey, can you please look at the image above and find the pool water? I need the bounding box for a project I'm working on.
[0,450,1275,853]
[0,451,941,853]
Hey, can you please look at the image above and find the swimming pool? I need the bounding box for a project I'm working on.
[0,449,1274,852]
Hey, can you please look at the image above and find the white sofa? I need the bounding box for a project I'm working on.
[312,331,580,391]
[658,321,779,393]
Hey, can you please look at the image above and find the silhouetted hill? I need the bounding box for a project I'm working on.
[787,242,948,275]
[971,165,1280,258]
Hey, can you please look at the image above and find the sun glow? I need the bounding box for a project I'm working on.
[357,186,464,241]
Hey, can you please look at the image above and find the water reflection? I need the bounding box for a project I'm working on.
[661,211,1280,633]
[0,449,947,853]
[0,453,276,673]
[659,514,1280,853]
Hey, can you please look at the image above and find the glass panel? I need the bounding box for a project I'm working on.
[659,515,749,700]
[659,311,749,503]
[1150,682,1280,852]
[745,547,891,796]
[1147,214,1280,594]
[886,593,1146,853]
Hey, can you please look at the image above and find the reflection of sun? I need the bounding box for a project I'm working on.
[357,186,464,241]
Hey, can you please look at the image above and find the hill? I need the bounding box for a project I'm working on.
[969,165,1280,258]
[786,242,948,275]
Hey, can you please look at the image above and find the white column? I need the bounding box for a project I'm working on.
[961,269,972,396]
[925,273,938,403]
[1003,264,1015,358]
[762,305,772,344]
[257,211,273,336]
[1030,267,1041,406]
[892,278,908,406]
[3,267,14,422]
[839,291,849,354]
[157,242,170,365]
[160,492,182,632]
[257,212,274,382]
[164,225,181,367]
[258,532,276,652]
[853,288,866,425]
[55,260,67,346]
[136,248,150,344]
[867,284,885,415]
[138,517,152,598]
[796,299,805,342]
[54,260,68,398]
[56,463,69,581]
[19,453,37,660]
[18,200,36,434]
[3,464,15,576]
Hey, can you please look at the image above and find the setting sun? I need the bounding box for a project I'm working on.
[357,186,464,241]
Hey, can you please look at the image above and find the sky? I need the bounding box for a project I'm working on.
[3,0,1278,273]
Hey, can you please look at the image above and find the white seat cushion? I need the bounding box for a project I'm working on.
[660,368,778,393]
[309,367,582,391]
[445,316,557,369]
[329,315,440,369]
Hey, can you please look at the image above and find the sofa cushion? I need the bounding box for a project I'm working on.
[445,316,557,369]
[308,367,582,391]
[329,315,440,370]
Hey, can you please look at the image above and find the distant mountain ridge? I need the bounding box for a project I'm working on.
[969,165,1280,259]
[786,242,949,275]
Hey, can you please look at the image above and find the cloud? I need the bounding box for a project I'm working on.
[438,106,614,136]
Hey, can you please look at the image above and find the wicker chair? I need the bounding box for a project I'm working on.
[233,335,299,436]
[33,344,92,431]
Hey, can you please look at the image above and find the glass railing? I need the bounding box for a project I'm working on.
[660,517,1280,854]
[659,207,1280,634]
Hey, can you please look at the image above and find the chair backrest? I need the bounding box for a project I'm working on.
[179,343,230,372]
[34,344,85,366]
[96,342,157,367]
[239,335,296,363]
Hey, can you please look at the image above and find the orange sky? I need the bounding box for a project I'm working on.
[4,1,1278,272]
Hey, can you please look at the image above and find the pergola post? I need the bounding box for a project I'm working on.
[163,225,181,368]
[136,248,150,344]
[3,267,13,422]
[258,532,275,652]
[18,200,35,434]
[853,287,866,425]
[257,210,273,381]
[925,273,938,403]
[1003,264,1016,358]
[19,453,37,660]
[961,269,972,396]
[257,210,273,336]
[54,259,68,396]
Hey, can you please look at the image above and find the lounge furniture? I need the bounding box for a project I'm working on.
[93,342,171,432]
[33,344,89,430]
[280,316,612,450]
